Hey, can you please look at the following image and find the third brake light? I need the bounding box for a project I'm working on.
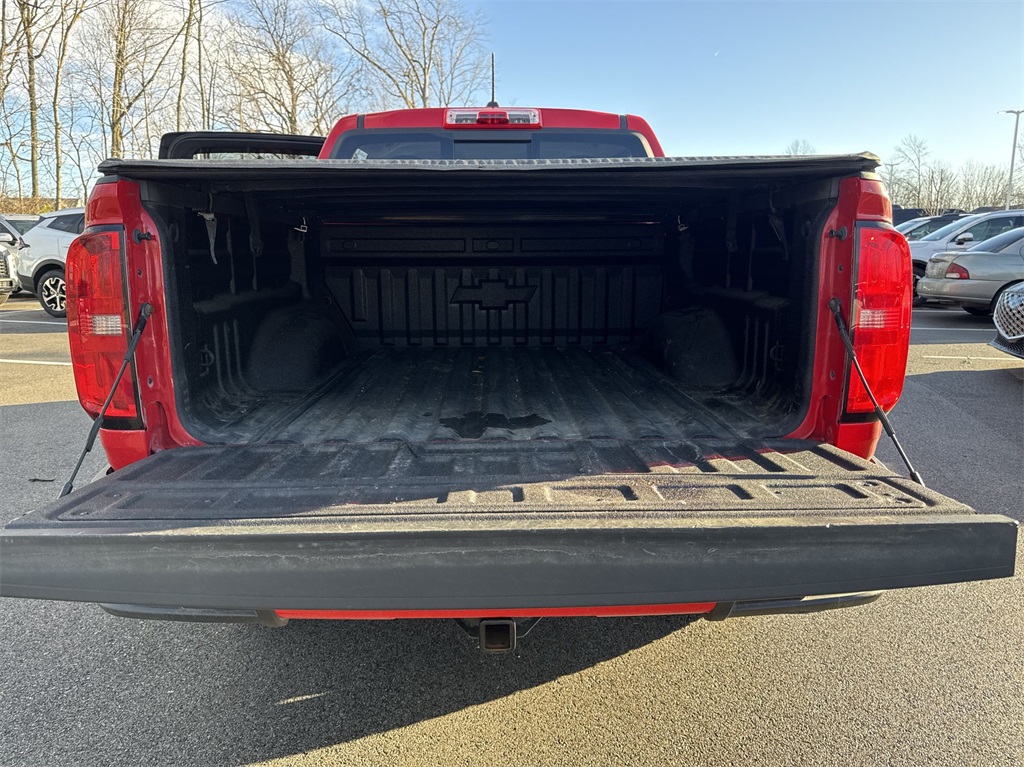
[444,108,541,128]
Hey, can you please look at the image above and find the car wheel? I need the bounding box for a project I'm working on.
[912,266,926,307]
[37,269,67,318]
[962,307,989,317]
[988,283,1021,315]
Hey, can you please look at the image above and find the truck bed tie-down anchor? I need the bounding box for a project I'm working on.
[454,618,541,653]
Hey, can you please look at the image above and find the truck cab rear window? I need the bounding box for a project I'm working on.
[332,130,650,160]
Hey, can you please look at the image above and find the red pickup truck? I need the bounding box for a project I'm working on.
[1,106,1016,651]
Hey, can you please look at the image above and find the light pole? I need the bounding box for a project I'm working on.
[1001,109,1024,210]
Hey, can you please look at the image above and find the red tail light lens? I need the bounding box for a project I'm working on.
[845,226,912,414]
[944,263,970,280]
[66,229,139,420]
[476,111,509,125]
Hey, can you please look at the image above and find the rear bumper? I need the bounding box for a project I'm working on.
[1,442,1017,612]
[1,508,1015,611]
[916,277,996,306]
[97,592,883,625]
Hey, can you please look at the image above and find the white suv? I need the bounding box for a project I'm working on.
[15,208,85,317]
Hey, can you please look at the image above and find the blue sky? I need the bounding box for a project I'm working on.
[471,0,1024,167]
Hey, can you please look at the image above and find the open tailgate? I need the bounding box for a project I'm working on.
[1,439,1016,611]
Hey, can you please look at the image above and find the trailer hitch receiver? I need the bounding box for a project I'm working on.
[479,619,516,652]
[455,617,541,652]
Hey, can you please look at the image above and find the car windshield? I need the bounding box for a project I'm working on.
[919,214,982,241]
[6,217,38,234]
[901,219,954,239]
[968,226,1024,252]
[896,217,929,233]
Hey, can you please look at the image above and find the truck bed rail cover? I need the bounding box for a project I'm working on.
[97,153,881,182]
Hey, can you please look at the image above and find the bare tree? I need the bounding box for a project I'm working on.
[14,0,60,197]
[0,104,27,197]
[784,139,815,155]
[46,0,87,207]
[0,1,23,106]
[60,90,101,202]
[890,134,930,208]
[175,0,198,131]
[957,160,1010,212]
[79,0,184,157]
[882,133,1024,213]
[221,0,353,135]
[920,161,959,214]
[316,0,488,109]
[0,0,25,196]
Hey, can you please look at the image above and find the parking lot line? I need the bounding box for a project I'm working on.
[0,358,72,366]
[0,319,65,326]
[911,327,995,332]
[922,355,1019,361]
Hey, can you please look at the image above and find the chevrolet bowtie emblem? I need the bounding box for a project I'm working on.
[450,280,537,310]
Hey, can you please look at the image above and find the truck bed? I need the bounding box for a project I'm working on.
[7,152,1014,617]
[211,346,770,444]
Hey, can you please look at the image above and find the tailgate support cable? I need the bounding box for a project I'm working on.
[827,297,925,486]
[59,303,154,498]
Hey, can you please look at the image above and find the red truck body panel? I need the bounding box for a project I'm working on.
[2,105,1014,637]
[318,107,666,158]
[81,111,906,469]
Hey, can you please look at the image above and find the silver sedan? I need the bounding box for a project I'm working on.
[916,227,1024,316]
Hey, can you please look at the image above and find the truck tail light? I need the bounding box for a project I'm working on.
[444,108,541,128]
[844,226,912,414]
[944,263,970,280]
[66,228,139,421]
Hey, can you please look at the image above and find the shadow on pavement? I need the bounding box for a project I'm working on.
[902,366,1023,444]
[149,614,696,764]
[880,366,1023,522]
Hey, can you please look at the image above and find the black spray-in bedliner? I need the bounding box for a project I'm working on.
[196,346,789,444]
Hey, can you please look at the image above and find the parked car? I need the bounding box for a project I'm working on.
[991,280,1024,359]
[0,250,13,305]
[896,213,967,241]
[896,217,929,233]
[917,227,1024,315]
[1,213,41,234]
[15,207,85,317]
[892,206,928,225]
[909,210,1024,305]
[0,216,28,305]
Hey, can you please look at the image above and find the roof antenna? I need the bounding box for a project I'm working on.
[486,52,498,108]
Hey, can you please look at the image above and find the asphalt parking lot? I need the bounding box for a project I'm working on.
[0,294,1021,767]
